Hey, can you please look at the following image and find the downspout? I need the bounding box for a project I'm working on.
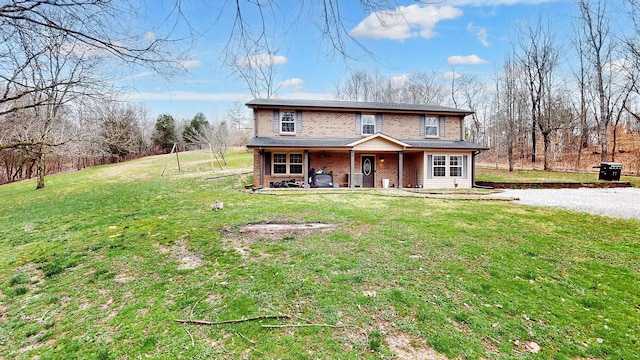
[471,150,492,189]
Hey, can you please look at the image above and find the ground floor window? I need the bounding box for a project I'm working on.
[433,155,446,177]
[449,155,463,177]
[428,154,467,178]
[290,153,303,174]
[273,153,303,175]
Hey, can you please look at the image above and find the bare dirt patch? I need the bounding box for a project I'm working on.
[237,222,337,240]
[155,241,204,270]
[386,331,448,360]
[222,222,338,260]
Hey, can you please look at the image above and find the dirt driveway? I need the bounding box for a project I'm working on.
[488,187,640,220]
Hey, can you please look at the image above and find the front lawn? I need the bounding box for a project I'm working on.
[1,150,638,359]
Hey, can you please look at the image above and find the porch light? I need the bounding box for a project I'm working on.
[380,157,385,162]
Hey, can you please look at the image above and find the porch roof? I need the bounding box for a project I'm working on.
[247,136,488,151]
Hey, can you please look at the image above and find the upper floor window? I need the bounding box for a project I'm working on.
[362,114,375,135]
[281,111,296,133]
[425,116,438,137]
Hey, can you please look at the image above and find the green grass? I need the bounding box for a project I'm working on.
[477,166,640,187]
[1,149,638,359]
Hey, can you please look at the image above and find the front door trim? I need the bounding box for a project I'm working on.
[362,155,375,187]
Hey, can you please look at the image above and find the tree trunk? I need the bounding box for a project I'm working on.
[543,132,551,170]
[507,140,514,172]
[531,117,537,163]
[36,151,46,189]
[600,125,608,162]
[611,125,617,162]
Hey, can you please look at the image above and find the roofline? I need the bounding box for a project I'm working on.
[346,133,411,148]
[246,98,473,116]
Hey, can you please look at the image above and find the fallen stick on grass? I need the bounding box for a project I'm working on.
[262,323,356,329]
[175,314,291,325]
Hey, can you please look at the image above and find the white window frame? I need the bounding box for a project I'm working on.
[280,111,296,133]
[272,153,303,175]
[449,155,463,177]
[273,153,287,174]
[361,114,376,135]
[425,116,439,137]
[433,155,446,177]
[289,153,303,174]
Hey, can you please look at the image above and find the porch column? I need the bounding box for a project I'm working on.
[398,151,403,189]
[303,150,309,188]
[259,149,264,187]
[349,150,355,188]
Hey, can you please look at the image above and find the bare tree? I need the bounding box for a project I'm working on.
[450,73,487,144]
[0,1,184,112]
[0,20,106,188]
[576,0,617,162]
[334,70,447,104]
[95,101,148,160]
[0,1,189,188]
[570,22,593,169]
[516,16,562,170]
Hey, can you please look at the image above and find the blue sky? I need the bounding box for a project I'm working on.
[121,0,578,122]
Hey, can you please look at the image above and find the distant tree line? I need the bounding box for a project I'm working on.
[334,0,640,173]
[0,1,254,188]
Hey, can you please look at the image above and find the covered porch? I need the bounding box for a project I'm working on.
[253,134,420,189]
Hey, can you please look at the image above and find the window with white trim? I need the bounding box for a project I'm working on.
[280,111,295,133]
[273,153,303,175]
[449,155,463,177]
[425,116,438,137]
[362,114,375,135]
[290,154,303,174]
[273,154,287,174]
[433,155,446,177]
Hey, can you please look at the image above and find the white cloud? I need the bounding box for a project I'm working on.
[389,75,410,86]
[604,58,634,86]
[443,71,462,79]
[180,59,202,69]
[131,71,156,79]
[350,4,463,40]
[467,23,490,47]
[280,78,304,88]
[236,54,288,68]
[447,54,488,65]
[448,0,558,5]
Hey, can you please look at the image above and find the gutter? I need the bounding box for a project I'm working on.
[471,150,492,189]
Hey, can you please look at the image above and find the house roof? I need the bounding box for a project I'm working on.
[247,136,489,151]
[246,98,473,116]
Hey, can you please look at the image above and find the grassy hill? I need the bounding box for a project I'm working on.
[1,150,638,359]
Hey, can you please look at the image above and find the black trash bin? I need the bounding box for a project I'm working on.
[598,162,622,181]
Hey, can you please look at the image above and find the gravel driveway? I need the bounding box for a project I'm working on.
[488,187,640,220]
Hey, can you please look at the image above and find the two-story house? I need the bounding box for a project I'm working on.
[246,98,488,189]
